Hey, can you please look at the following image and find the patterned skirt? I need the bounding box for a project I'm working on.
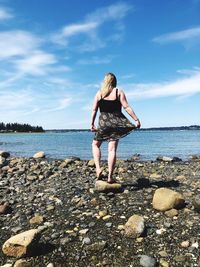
[94,112,135,141]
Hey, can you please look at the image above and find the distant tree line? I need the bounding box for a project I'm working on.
[0,122,45,133]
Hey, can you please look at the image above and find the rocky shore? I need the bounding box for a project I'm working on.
[0,151,199,267]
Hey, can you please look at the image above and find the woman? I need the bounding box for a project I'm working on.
[90,73,141,183]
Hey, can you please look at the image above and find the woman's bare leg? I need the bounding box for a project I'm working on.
[92,140,102,177]
[107,140,119,183]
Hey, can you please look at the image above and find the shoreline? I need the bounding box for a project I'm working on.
[0,153,199,266]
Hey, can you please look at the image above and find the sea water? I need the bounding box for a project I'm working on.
[0,130,199,160]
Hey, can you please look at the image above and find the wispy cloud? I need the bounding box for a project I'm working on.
[0,89,34,110]
[45,97,73,112]
[152,26,200,46]
[15,50,57,75]
[0,6,13,20]
[51,2,133,51]
[0,30,41,59]
[124,68,200,100]
[77,55,114,65]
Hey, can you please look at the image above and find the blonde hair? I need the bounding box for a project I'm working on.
[100,73,117,98]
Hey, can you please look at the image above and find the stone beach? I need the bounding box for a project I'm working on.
[0,151,199,267]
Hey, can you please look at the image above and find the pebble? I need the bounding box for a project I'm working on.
[139,255,157,267]
[0,155,199,266]
[159,259,169,267]
[181,240,190,248]
[82,237,91,245]
[105,222,112,228]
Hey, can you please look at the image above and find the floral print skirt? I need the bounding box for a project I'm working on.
[94,112,135,141]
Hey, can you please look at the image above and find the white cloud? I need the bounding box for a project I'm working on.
[86,2,133,23]
[51,2,132,50]
[63,22,98,37]
[0,89,34,110]
[45,97,72,112]
[152,26,200,45]
[124,68,200,100]
[77,55,114,65]
[0,30,41,59]
[15,50,57,75]
[0,7,13,20]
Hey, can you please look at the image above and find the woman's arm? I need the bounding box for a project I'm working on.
[90,92,100,131]
[119,90,141,128]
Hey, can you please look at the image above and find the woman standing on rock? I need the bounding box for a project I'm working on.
[90,72,141,183]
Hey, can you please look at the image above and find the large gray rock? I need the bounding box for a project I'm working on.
[2,229,41,258]
[95,180,123,193]
[153,188,185,211]
[156,156,182,162]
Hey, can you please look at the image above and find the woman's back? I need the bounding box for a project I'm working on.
[98,88,121,113]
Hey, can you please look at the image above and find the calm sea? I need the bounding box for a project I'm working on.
[0,130,199,161]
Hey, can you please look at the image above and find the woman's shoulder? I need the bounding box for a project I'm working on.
[117,88,125,96]
[96,90,102,101]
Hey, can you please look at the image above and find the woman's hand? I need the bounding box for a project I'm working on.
[90,124,97,132]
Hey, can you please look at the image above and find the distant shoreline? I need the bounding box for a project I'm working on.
[0,125,199,134]
[45,125,200,133]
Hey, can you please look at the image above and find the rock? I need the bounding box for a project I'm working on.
[139,255,157,267]
[102,215,111,221]
[0,156,6,165]
[192,195,200,213]
[180,240,190,248]
[174,255,186,263]
[82,237,91,245]
[33,151,45,159]
[117,225,125,230]
[79,229,89,235]
[159,259,169,267]
[2,229,41,258]
[149,173,161,179]
[124,215,145,238]
[152,188,185,211]
[164,208,178,217]
[0,151,10,158]
[129,154,140,161]
[172,156,182,162]
[29,215,44,225]
[13,259,32,267]
[87,159,95,167]
[86,241,107,252]
[156,156,173,162]
[46,264,54,267]
[98,210,108,218]
[157,156,182,162]
[95,180,123,193]
[0,203,11,215]
[59,158,74,168]
[158,250,168,257]
[191,154,200,159]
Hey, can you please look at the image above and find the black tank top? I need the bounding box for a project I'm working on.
[98,89,121,113]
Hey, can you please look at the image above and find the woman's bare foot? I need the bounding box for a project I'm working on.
[107,178,117,184]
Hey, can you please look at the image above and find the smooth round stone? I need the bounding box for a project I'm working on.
[139,255,157,267]
[82,237,91,245]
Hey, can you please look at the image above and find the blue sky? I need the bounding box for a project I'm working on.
[0,0,200,129]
